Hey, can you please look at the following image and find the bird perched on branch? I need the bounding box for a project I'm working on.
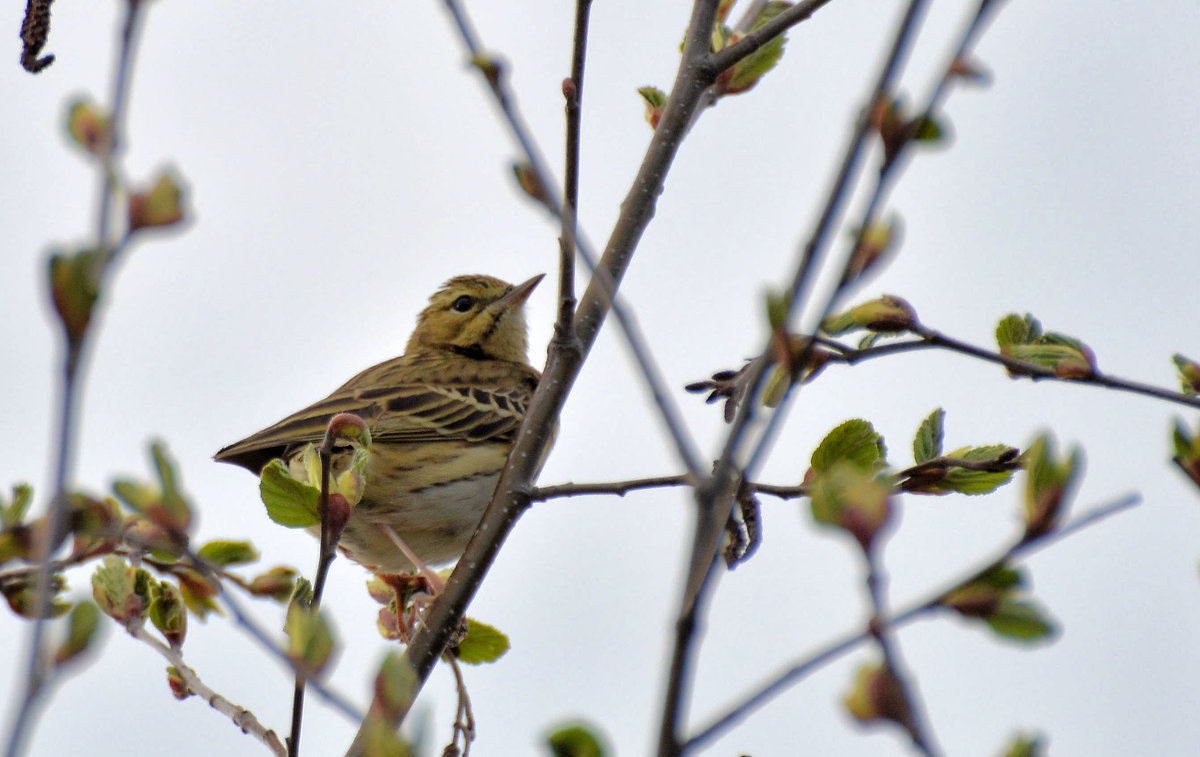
[215,273,546,574]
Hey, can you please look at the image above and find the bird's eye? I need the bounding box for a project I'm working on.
[450,295,475,313]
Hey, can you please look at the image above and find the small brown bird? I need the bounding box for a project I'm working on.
[215,274,545,574]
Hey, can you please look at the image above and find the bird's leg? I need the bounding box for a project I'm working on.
[378,524,446,595]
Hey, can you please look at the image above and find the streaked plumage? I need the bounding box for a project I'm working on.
[215,274,545,572]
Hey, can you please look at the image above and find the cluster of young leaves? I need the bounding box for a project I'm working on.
[366,573,510,665]
[52,99,187,354]
[638,0,794,128]
[995,313,1097,379]
[821,294,919,346]
[805,409,1020,553]
[805,415,1071,746]
[284,577,337,676]
[0,444,299,706]
[259,443,370,530]
[939,564,1057,642]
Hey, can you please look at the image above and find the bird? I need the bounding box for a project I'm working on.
[214,273,546,575]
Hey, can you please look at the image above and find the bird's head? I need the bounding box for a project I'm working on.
[406,274,544,363]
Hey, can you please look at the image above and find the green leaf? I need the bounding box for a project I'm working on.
[1172,353,1200,394]
[1172,419,1194,459]
[1022,434,1082,538]
[2,573,69,619]
[454,618,511,665]
[938,445,1017,495]
[374,652,419,722]
[912,408,944,463]
[359,715,414,757]
[821,296,916,335]
[1,483,33,527]
[285,602,336,673]
[984,598,1057,642]
[637,86,667,129]
[48,248,103,346]
[995,315,1095,378]
[174,568,221,619]
[148,580,187,647]
[911,114,945,142]
[547,722,608,757]
[128,169,187,232]
[842,660,910,726]
[150,442,192,532]
[723,29,786,95]
[197,540,259,567]
[259,459,320,527]
[92,554,137,622]
[247,566,297,602]
[811,419,886,473]
[291,577,314,607]
[65,98,111,156]
[56,601,102,667]
[808,462,893,552]
[995,313,1041,348]
[1001,733,1045,757]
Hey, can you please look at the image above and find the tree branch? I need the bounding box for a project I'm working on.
[684,493,1139,751]
[7,3,148,754]
[346,2,731,751]
[130,626,287,757]
[819,325,1200,412]
[710,0,838,75]
[862,546,943,757]
[555,0,592,349]
[658,3,932,755]
[438,0,706,478]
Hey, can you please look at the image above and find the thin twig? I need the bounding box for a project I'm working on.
[710,0,838,75]
[130,626,287,756]
[439,0,705,478]
[6,3,147,755]
[818,326,1200,412]
[289,425,345,756]
[506,449,1019,504]
[211,574,363,725]
[684,493,1139,751]
[862,546,943,757]
[445,656,476,756]
[555,0,592,350]
[115,530,366,725]
[533,475,695,500]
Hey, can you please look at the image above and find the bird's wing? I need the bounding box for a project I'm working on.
[214,364,536,473]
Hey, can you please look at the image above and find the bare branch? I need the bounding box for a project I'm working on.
[438,0,706,478]
[556,0,593,350]
[862,547,943,757]
[130,626,287,756]
[820,326,1200,412]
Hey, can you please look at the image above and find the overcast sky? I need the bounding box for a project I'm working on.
[3,1,1200,755]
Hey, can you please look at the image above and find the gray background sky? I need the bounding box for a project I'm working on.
[3,1,1200,755]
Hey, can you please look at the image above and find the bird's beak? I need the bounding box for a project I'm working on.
[494,273,545,312]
